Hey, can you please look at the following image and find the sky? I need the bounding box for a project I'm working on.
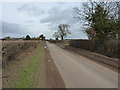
[0,2,88,39]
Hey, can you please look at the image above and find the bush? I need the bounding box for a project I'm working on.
[26,35,31,40]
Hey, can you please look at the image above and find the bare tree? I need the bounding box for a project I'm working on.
[74,1,118,42]
[53,31,59,40]
[58,24,71,40]
[74,2,117,26]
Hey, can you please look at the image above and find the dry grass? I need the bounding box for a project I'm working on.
[2,40,40,67]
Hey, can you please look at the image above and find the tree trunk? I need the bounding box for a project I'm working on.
[56,38,58,40]
[61,36,64,40]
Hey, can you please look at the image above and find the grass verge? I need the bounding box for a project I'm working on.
[11,45,44,88]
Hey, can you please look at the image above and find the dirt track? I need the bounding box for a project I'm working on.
[47,42,118,88]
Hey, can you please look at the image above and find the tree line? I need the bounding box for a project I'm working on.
[2,34,46,40]
[25,34,45,40]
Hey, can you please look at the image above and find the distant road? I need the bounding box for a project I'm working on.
[46,42,118,88]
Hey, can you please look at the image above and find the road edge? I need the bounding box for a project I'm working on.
[44,41,66,88]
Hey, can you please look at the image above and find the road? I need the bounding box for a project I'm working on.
[46,42,118,88]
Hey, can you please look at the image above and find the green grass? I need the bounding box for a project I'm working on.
[62,40,70,46]
[12,45,44,88]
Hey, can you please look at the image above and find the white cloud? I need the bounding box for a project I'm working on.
[1,21,33,37]
[40,6,77,24]
[18,4,45,16]
[2,21,26,34]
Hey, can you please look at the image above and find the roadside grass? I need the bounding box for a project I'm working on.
[11,45,44,88]
[61,40,70,46]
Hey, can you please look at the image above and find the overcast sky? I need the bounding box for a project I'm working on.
[0,2,88,39]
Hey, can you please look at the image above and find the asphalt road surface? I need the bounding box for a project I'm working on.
[46,42,118,88]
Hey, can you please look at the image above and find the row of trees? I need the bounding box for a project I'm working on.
[3,34,46,40]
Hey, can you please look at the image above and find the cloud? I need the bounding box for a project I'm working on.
[18,4,45,16]
[39,5,88,39]
[1,21,28,37]
[40,7,77,25]
[40,6,80,34]
[25,20,34,23]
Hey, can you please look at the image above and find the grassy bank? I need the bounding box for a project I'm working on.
[2,41,39,67]
[11,45,44,88]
